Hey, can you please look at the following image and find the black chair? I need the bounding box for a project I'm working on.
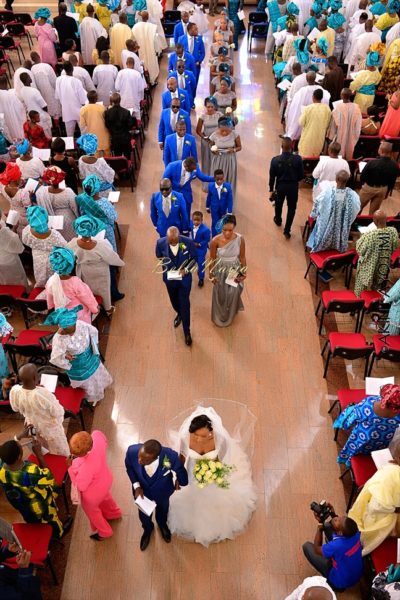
[0,35,25,64]
[104,155,135,191]
[353,136,381,159]
[13,13,35,27]
[0,10,17,24]
[248,21,269,52]
[163,9,181,24]
[163,21,176,41]
[6,22,32,49]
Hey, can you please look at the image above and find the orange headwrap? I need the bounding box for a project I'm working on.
[0,162,21,185]
[42,166,66,186]
[69,431,93,457]
[380,384,400,412]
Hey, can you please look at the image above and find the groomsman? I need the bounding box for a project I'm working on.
[158,99,191,149]
[163,120,197,167]
[155,226,197,346]
[125,439,188,550]
[191,210,211,287]
[178,23,205,86]
[167,43,196,75]
[169,60,197,108]
[163,157,214,212]
[161,76,191,114]
[150,178,189,236]
[206,169,233,237]
[173,11,190,45]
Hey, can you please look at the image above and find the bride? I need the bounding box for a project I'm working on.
[168,403,257,546]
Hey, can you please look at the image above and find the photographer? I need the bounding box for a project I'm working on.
[0,543,42,600]
[302,502,363,591]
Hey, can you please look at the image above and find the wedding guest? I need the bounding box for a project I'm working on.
[191,210,210,287]
[383,279,400,335]
[209,116,241,199]
[62,38,83,65]
[209,214,246,327]
[0,211,27,287]
[361,105,382,136]
[285,577,336,599]
[55,61,87,138]
[0,544,42,600]
[350,51,382,113]
[114,57,146,118]
[312,142,350,201]
[23,111,51,150]
[0,76,26,143]
[150,178,189,237]
[69,55,95,94]
[328,88,362,159]
[22,205,67,287]
[121,40,142,71]
[10,363,69,456]
[0,314,12,379]
[298,89,331,157]
[79,93,111,157]
[50,137,79,194]
[54,3,79,54]
[34,8,58,68]
[380,76,400,138]
[0,163,31,237]
[104,93,136,159]
[359,142,399,214]
[80,4,107,65]
[76,174,118,251]
[92,52,118,107]
[92,37,115,65]
[132,11,164,86]
[15,140,45,181]
[321,56,344,103]
[46,305,113,405]
[36,166,79,242]
[110,13,133,68]
[68,430,122,540]
[78,135,115,193]
[206,169,233,237]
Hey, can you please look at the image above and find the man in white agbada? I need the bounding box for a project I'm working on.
[345,20,381,72]
[121,39,144,73]
[284,63,308,119]
[0,75,26,142]
[0,214,27,287]
[386,20,400,48]
[132,11,160,84]
[13,61,37,100]
[10,363,69,457]
[286,71,330,140]
[69,54,95,93]
[93,51,118,106]
[30,51,61,119]
[312,142,351,200]
[55,62,87,137]
[115,57,146,117]
[80,3,107,65]
[18,72,53,138]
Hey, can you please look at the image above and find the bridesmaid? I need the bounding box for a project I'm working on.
[209,116,241,199]
[196,97,223,190]
[209,214,246,327]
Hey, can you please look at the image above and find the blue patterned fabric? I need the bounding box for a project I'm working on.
[328,12,346,28]
[73,215,105,238]
[16,139,29,156]
[69,345,100,381]
[317,37,328,55]
[34,7,51,19]
[358,84,377,95]
[388,0,400,11]
[366,51,380,67]
[26,205,49,234]
[334,396,400,466]
[49,247,75,275]
[76,134,98,156]
[267,0,282,32]
[44,305,83,328]
[370,1,386,14]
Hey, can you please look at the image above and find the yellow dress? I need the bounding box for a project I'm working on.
[79,104,111,155]
[91,48,115,65]
[317,27,335,57]
[95,5,112,30]
[350,69,382,113]
[379,39,400,94]
[375,12,399,31]
[349,464,400,555]
[74,2,87,22]
[298,103,332,157]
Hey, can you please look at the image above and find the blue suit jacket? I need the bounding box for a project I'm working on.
[150,190,189,236]
[191,222,211,255]
[125,444,188,503]
[158,108,191,144]
[173,21,186,44]
[163,132,198,166]
[168,69,197,104]
[155,234,198,286]
[206,181,233,213]
[161,88,191,114]
[168,51,196,74]
[178,34,206,66]
[163,160,214,205]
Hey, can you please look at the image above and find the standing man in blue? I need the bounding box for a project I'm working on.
[125,439,188,551]
[163,157,214,212]
[163,120,197,167]
[206,169,233,237]
[161,76,191,114]
[167,43,196,75]
[178,22,205,88]
[158,98,191,150]
[169,59,197,108]
[191,210,211,287]
[173,10,190,44]
[150,177,189,236]
[155,226,197,346]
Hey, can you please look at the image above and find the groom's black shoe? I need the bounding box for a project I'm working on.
[174,314,182,328]
[140,530,153,551]
[159,525,171,543]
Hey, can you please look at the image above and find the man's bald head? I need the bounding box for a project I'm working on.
[19,363,39,389]
[69,54,78,66]
[126,57,135,68]
[140,10,149,20]
[306,71,317,85]
[380,141,393,156]
[373,209,387,228]
[303,587,335,600]
[167,226,180,245]
[336,169,350,187]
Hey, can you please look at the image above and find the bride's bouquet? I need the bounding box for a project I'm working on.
[193,459,236,489]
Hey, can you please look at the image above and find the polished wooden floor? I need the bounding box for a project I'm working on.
[1,17,399,600]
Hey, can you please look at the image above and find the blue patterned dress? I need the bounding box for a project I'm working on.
[334,396,400,466]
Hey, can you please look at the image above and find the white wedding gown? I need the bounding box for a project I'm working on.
[168,405,257,547]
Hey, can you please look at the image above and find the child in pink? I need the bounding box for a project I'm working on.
[68,430,122,540]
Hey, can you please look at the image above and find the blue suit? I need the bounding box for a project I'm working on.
[163,132,198,166]
[163,160,214,210]
[155,234,197,334]
[173,21,187,44]
[150,190,189,236]
[191,222,211,281]
[177,34,205,83]
[168,50,196,74]
[125,444,188,535]
[161,88,191,114]
[168,69,197,106]
[206,181,233,237]
[158,108,191,145]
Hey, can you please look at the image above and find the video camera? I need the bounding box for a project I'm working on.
[310,500,336,524]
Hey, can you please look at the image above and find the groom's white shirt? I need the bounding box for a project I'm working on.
[133,458,160,488]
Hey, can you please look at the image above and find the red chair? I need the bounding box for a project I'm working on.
[3,329,54,372]
[391,248,400,268]
[357,291,384,332]
[2,523,58,584]
[329,388,366,441]
[368,334,400,375]
[316,290,364,335]
[0,284,26,313]
[340,454,377,511]
[28,453,70,514]
[104,155,135,191]
[55,386,88,430]
[321,332,373,379]
[304,249,357,294]
[370,538,397,574]
[302,216,315,245]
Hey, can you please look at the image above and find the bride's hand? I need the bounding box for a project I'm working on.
[175,480,181,491]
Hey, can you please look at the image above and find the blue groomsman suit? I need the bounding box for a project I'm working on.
[206,181,234,237]
[163,132,198,166]
[169,69,197,106]
[155,234,197,335]
[191,222,211,282]
[178,34,205,83]
[168,50,196,75]
[163,160,214,210]
[150,189,189,236]
[158,108,191,145]
[161,87,191,114]
[173,20,187,44]
[125,444,188,536]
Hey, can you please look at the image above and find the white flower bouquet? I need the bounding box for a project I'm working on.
[193,459,235,489]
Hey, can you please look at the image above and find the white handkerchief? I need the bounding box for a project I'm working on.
[277,79,291,91]
[358,161,367,173]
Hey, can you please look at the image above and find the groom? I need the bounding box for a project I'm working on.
[125,439,188,551]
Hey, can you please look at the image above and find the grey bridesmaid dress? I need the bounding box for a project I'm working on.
[211,234,244,327]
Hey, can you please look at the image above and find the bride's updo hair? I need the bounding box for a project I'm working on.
[189,414,213,433]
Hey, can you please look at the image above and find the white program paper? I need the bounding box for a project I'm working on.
[40,373,58,393]
[371,448,393,470]
[307,27,320,41]
[32,147,50,161]
[6,209,19,226]
[52,136,75,150]
[365,376,395,395]
[48,215,64,230]
[237,9,245,19]
[358,222,377,234]
[226,269,238,287]
[315,74,324,83]
[66,11,80,21]
[92,229,106,241]
[332,100,343,109]
[24,178,39,193]
[167,270,182,281]
[108,191,120,203]
[358,161,367,173]
[135,495,156,516]
[277,79,291,91]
